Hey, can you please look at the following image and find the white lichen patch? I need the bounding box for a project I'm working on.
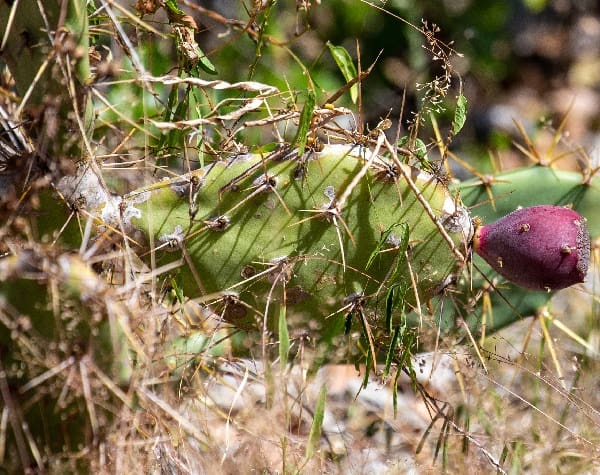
[157,225,185,251]
[122,190,149,223]
[253,173,277,190]
[57,164,155,235]
[57,164,121,226]
[322,185,336,209]
[386,232,401,247]
[440,194,474,242]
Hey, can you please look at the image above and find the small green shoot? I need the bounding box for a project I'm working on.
[385,281,408,332]
[416,409,443,455]
[388,225,410,282]
[384,284,408,376]
[278,303,290,370]
[169,275,185,307]
[392,328,417,416]
[435,414,451,470]
[457,404,470,454]
[362,348,373,389]
[306,384,327,459]
[293,89,316,156]
[416,403,452,469]
[384,325,401,377]
[385,287,395,333]
[357,307,377,376]
[248,2,274,79]
[499,443,509,468]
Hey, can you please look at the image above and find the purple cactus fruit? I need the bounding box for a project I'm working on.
[473,205,590,291]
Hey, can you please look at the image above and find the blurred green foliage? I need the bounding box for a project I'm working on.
[88,0,594,178]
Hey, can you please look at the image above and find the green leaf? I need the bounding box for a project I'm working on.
[385,281,407,333]
[385,287,395,333]
[384,325,401,376]
[398,136,434,172]
[398,136,427,159]
[196,46,218,75]
[169,275,185,306]
[452,93,468,135]
[278,303,290,370]
[306,385,327,459]
[393,367,400,417]
[327,42,358,103]
[362,347,372,389]
[293,90,316,156]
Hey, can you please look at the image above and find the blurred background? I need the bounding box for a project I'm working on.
[184,0,600,174]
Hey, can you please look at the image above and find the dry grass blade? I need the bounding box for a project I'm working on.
[138,388,208,444]
[481,373,596,448]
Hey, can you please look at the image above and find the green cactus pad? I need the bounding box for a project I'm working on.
[130,144,472,341]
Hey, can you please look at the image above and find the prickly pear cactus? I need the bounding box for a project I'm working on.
[123,144,473,342]
[4,1,599,472]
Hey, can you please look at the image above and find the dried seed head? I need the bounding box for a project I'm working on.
[473,205,590,291]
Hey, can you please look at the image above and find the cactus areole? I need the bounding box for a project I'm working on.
[473,205,590,291]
